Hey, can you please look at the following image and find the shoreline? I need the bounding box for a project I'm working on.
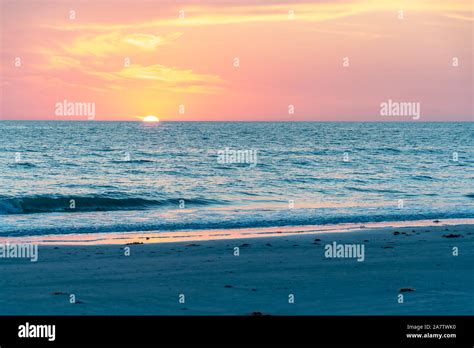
[0,222,472,315]
[0,218,473,246]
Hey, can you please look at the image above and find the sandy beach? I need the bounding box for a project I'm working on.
[0,221,472,315]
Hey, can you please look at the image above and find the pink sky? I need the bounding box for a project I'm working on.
[0,0,472,121]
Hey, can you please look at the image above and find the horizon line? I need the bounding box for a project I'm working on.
[0,119,472,123]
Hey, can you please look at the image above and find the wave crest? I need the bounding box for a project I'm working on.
[0,194,223,214]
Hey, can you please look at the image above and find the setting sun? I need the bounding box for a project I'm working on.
[142,115,160,123]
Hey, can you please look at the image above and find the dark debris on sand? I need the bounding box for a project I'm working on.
[399,288,416,293]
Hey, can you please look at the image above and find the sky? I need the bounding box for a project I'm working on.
[0,0,472,121]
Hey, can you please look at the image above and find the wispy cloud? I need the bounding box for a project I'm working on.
[445,13,474,21]
[91,64,224,93]
[43,1,474,31]
[26,30,220,94]
[60,32,182,57]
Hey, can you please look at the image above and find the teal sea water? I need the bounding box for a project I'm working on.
[0,121,472,237]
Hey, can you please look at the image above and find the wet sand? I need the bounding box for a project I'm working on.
[0,222,472,315]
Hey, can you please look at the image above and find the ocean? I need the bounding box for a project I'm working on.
[0,121,472,237]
